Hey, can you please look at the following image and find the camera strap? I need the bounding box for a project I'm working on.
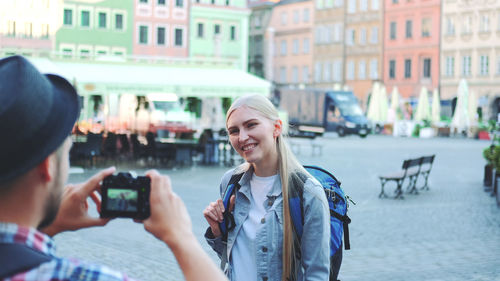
[0,243,53,279]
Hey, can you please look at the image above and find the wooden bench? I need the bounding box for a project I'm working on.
[379,158,421,199]
[378,155,436,199]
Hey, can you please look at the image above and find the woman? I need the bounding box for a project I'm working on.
[203,95,330,281]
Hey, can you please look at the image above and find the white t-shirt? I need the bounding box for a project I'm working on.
[232,173,278,281]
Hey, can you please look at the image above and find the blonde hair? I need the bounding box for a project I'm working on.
[226,94,309,281]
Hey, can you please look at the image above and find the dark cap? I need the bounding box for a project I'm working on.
[0,55,79,182]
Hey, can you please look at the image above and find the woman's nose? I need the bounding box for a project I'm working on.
[238,129,248,142]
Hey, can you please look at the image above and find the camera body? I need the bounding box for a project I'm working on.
[100,172,151,219]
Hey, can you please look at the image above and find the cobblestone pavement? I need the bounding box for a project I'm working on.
[56,135,500,281]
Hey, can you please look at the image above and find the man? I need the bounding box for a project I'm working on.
[0,55,227,281]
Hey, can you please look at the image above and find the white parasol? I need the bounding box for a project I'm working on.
[414,86,431,122]
[431,88,441,124]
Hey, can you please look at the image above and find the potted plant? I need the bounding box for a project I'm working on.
[483,145,495,187]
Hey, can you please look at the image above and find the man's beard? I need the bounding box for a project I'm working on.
[37,161,64,230]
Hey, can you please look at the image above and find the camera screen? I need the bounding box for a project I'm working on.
[106,189,138,212]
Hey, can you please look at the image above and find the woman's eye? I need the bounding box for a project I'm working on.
[228,129,238,135]
[248,122,257,128]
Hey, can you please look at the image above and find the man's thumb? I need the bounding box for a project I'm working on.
[229,195,236,212]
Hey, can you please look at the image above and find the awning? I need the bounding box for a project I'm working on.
[28,58,271,98]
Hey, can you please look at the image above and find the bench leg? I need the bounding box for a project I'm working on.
[379,180,389,198]
[394,179,404,199]
[407,176,419,195]
[420,172,430,190]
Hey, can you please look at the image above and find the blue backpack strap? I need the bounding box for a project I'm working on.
[219,172,244,241]
[0,243,52,279]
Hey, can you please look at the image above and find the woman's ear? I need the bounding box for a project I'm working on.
[273,119,283,138]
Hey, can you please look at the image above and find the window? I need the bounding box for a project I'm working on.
[214,24,221,35]
[254,15,261,28]
[404,59,411,78]
[316,0,324,9]
[63,9,72,25]
[81,11,90,27]
[157,27,165,45]
[98,12,106,28]
[462,56,471,76]
[293,10,299,23]
[139,25,148,44]
[140,0,148,3]
[80,49,90,59]
[281,12,287,25]
[347,61,355,80]
[390,22,396,40]
[348,0,356,13]
[389,60,396,79]
[423,58,431,78]
[280,67,287,83]
[158,0,166,4]
[334,0,343,7]
[303,38,310,54]
[358,60,366,79]
[371,26,378,43]
[334,23,342,42]
[41,24,49,38]
[480,14,490,32]
[498,12,500,31]
[225,0,230,6]
[7,21,16,36]
[422,18,431,37]
[230,26,236,40]
[315,62,322,82]
[333,60,342,82]
[497,57,500,75]
[360,0,368,11]
[360,28,366,45]
[24,23,32,38]
[371,0,379,10]
[392,0,398,3]
[302,66,309,83]
[175,28,183,46]
[323,62,331,82]
[115,14,123,30]
[197,23,204,38]
[280,40,287,56]
[62,48,73,58]
[446,56,455,77]
[325,0,333,8]
[405,20,412,38]
[480,55,489,76]
[370,59,378,79]
[293,39,299,54]
[303,8,310,22]
[346,28,355,45]
[446,17,455,36]
[175,0,183,7]
[292,66,299,83]
[463,15,472,34]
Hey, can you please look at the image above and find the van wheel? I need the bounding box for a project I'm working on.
[337,127,346,137]
[359,133,367,138]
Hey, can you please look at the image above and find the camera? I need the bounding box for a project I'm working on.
[100,172,151,219]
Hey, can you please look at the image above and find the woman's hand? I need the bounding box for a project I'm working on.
[203,195,235,237]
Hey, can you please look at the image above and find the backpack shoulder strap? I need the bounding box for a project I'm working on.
[289,172,307,240]
[0,243,53,279]
[219,172,244,239]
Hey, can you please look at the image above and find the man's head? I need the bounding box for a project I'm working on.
[0,55,79,226]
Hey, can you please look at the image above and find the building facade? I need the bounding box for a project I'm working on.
[56,0,134,59]
[344,0,383,105]
[189,0,250,71]
[268,0,314,86]
[248,1,276,78]
[312,0,345,90]
[383,0,440,99]
[441,0,500,119]
[0,0,62,56]
[133,0,189,57]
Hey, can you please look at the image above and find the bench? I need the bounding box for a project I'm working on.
[378,155,436,199]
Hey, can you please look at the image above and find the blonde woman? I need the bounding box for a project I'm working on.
[203,95,330,281]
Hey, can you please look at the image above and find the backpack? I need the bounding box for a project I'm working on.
[0,243,53,279]
[218,165,352,281]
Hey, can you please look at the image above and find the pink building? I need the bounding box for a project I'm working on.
[268,0,314,86]
[383,0,440,98]
[133,0,189,57]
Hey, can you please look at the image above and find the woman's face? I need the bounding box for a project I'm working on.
[227,106,281,170]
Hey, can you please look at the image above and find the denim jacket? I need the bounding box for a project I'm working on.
[205,167,330,281]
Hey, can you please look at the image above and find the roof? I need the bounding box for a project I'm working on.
[275,0,311,6]
[28,58,271,98]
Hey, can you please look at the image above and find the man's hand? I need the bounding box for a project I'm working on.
[143,170,192,247]
[41,167,116,236]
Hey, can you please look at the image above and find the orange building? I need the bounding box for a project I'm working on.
[383,0,440,99]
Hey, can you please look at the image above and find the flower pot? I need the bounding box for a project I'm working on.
[484,164,493,187]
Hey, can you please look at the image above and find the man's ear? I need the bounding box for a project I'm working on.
[37,156,52,182]
[273,119,283,138]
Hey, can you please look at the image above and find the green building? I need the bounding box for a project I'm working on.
[56,0,133,58]
[189,0,250,71]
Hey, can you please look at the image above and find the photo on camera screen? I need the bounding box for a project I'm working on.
[107,189,138,212]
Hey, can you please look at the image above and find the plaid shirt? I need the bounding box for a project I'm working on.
[0,223,135,281]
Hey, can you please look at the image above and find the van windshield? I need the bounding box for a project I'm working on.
[338,103,363,116]
[328,92,364,116]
